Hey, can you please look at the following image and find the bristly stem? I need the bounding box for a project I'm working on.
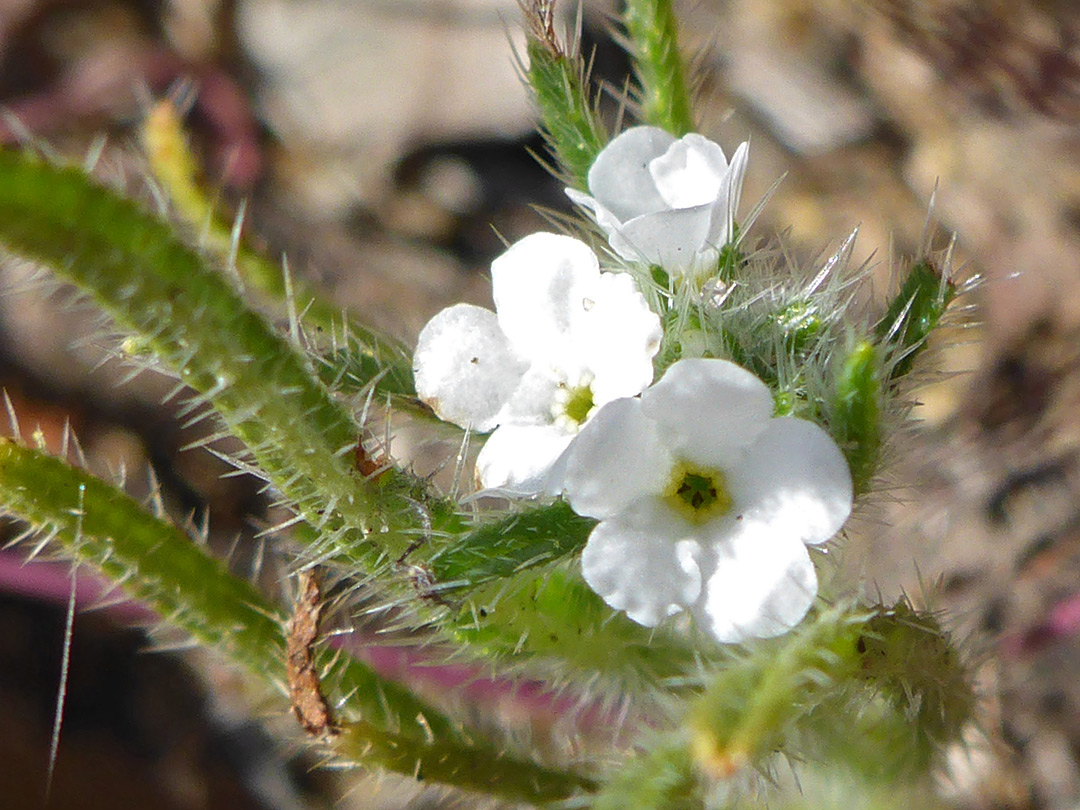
[0,149,437,567]
[0,438,438,737]
[0,439,602,805]
[339,720,598,804]
[621,0,695,135]
[141,100,416,398]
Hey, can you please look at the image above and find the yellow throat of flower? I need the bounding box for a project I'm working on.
[552,376,596,432]
[664,460,733,524]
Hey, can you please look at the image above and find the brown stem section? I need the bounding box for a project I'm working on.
[287,570,339,736]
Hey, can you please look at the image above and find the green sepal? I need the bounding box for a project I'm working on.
[775,300,823,355]
[313,325,415,400]
[687,601,974,784]
[621,0,695,135]
[855,600,975,771]
[875,259,956,381]
[687,604,866,776]
[715,226,743,281]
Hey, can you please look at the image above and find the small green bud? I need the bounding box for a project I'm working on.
[831,340,881,493]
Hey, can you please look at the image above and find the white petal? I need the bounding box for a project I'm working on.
[730,417,853,545]
[586,126,675,221]
[649,133,730,209]
[498,365,562,426]
[611,206,715,272]
[491,232,600,361]
[565,190,644,267]
[693,525,817,643]
[641,359,774,467]
[561,398,671,519]
[581,500,702,626]
[707,141,749,246]
[475,424,574,495]
[566,188,625,235]
[412,303,526,431]
[571,272,662,404]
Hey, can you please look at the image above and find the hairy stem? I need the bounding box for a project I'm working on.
[622,0,695,135]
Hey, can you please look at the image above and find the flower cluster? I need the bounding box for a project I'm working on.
[413,231,662,495]
[412,128,854,644]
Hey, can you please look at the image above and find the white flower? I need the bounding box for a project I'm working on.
[566,126,749,278]
[412,232,662,495]
[557,358,852,643]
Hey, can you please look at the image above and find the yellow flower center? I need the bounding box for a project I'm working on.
[664,461,733,524]
[552,374,597,432]
[563,383,595,425]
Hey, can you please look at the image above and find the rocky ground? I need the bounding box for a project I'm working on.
[0,1,1079,808]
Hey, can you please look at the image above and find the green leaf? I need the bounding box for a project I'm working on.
[425,499,595,591]
[0,440,600,804]
[449,564,702,686]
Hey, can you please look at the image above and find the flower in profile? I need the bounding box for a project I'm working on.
[556,358,852,643]
[412,232,662,495]
[566,126,749,278]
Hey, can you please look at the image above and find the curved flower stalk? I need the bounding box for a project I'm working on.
[556,358,853,642]
[413,232,662,494]
[566,126,749,278]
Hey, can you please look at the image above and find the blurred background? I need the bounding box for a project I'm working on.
[0,0,1079,807]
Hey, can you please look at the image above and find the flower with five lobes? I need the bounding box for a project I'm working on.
[412,232,662,495]
[566,126,749,278]
[556,358,853,643]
